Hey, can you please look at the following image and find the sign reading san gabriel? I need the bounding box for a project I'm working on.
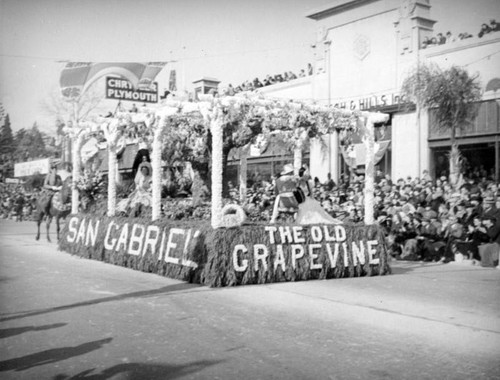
[106,77,159,103]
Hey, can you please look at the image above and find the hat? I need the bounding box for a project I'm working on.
[281,164,294,176]
[423,210,438,221]
[482,215,496,223]
[138,161,152,174]
[484,196,496,204]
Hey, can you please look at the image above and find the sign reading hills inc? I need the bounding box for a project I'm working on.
[334,92,408,111]
[105,77,159,103]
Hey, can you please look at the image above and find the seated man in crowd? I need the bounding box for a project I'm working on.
[478,195,500,267]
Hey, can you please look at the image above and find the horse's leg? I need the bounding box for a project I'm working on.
[46,215,52,243]
[36,211,42,240]
[56,216,60,241]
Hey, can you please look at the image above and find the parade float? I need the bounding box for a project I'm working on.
[58,92,391,287]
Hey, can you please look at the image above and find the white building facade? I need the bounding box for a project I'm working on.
[258,0,500,183]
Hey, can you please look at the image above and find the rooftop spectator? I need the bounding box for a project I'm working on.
[491,19,500,32]
[478,23,492,38]
[445,31,456,43]
[421,36,431,48]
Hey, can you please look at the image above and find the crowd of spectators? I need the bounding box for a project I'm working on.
[0,183,38,221]
[421,19,499,49]
[233,165,500,267]
[222,64,313,96]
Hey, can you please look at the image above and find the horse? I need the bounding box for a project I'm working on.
[35,177,72,242]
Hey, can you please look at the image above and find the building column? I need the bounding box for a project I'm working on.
[330,131,339,183]
[496,138,499,182]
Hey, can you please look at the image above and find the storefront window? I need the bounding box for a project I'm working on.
[429,100,499,139]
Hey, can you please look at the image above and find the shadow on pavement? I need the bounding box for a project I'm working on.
[0,337,112,372]
[0,283,203,322]
[0,322,67,339]
[389,260,489,275]
[53,359,225,380]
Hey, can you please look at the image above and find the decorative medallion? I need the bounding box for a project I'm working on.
[399,0,417,18]
[353,35,370,61]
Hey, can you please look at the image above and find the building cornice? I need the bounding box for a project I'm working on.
[306,0,378,20]
[423,35,500,58]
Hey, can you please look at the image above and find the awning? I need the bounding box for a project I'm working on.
[341,140,390,168]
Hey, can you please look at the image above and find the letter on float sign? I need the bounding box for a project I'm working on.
[351,241,366,265]
[128,224,145,256]
[274,245,286,272]
[264,226,278,244]
[104,221,117,251]
[323,226,336,242]
[76,219,87,244]
[291,244,304,269]
[67,217,79,243]
[292,226,305,243]
[164,228,184,264]
[253,244,269,272]
[158,230,167,261]
[181,230,199,269]
[326,243,340,268]
[342,242,350,265]
[142,226,160,256]
[367,240,380,264]
[309,244,323,270]
[311,226,323,242]
[334,226,346,242]
[232,244,248,272]
[278,226,294,244]
[116,223,129,252]
[85,219,100,247]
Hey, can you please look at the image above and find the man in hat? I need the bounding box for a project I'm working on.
[478,195,500,267]
[270,164,299,223]
[40,163,63,214]
[419,210,445,261]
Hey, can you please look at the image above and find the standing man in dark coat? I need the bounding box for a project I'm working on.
[478,195,500,267]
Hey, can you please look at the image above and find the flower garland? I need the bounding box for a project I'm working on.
[220,203,247,227]
[75,170,105,201]
[210,113,224,228]
[65,93,386,226]
[69,128,89,214]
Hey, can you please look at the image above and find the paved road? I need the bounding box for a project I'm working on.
[0,219,499,380]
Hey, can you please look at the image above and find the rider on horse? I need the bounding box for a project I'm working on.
[40,163,63,214]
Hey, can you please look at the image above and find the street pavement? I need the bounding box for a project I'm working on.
[0,218,499,380]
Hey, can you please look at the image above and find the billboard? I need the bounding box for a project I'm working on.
[14,158,51,177]
[105,77,159,103]
[60,61,166,98]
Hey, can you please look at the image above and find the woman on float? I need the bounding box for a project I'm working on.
[295,165,342,225]
[117,159,153,217]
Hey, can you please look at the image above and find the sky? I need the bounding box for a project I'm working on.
[1,0,499,134]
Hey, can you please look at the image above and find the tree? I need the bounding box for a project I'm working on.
[0,114,15,159]
[42,85,104,163]
[401,63,482,186]
[42,84,104,125]
[14,123,48,161]
[161,108,264,205]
